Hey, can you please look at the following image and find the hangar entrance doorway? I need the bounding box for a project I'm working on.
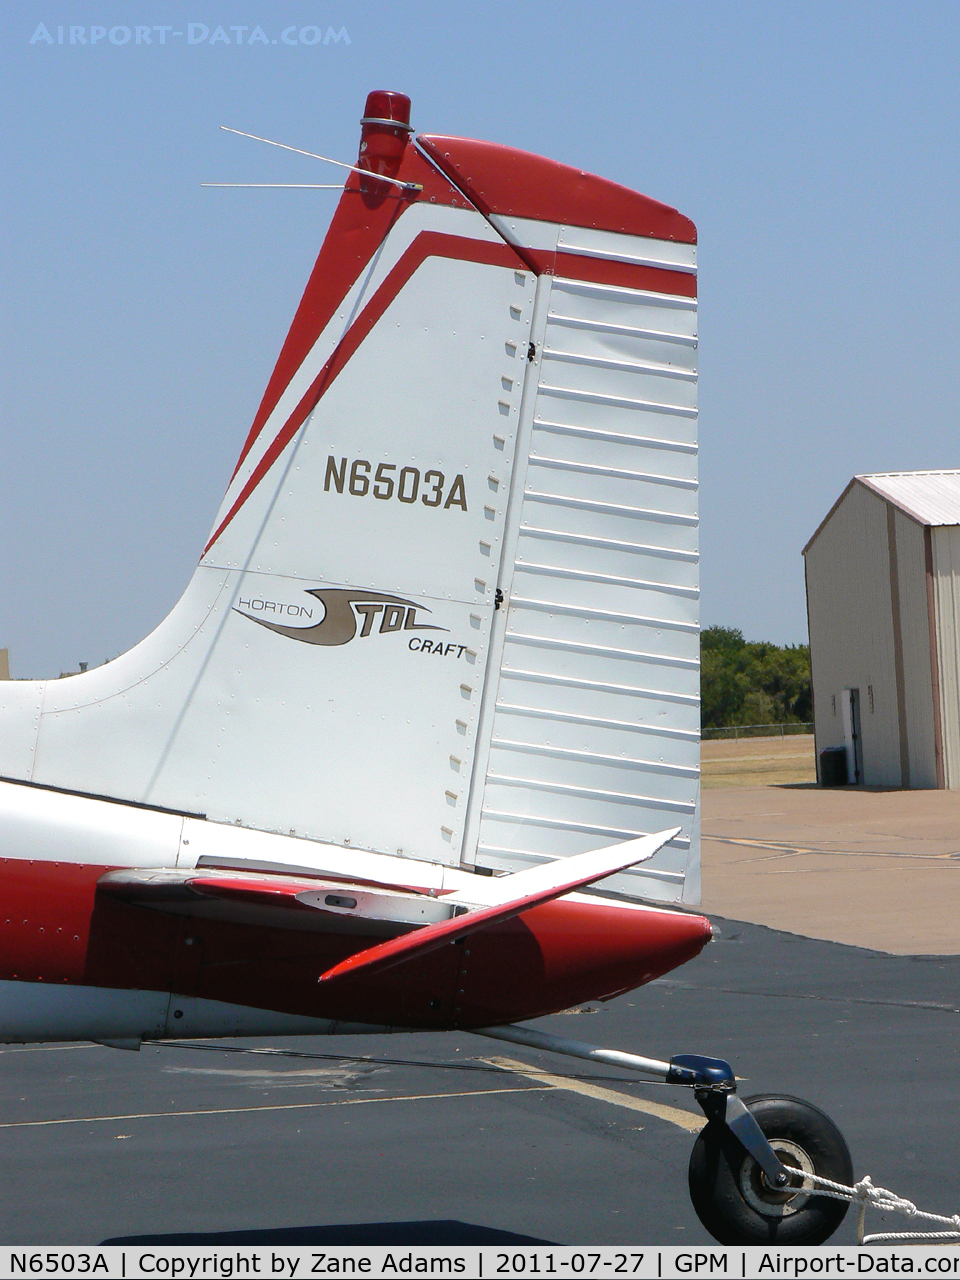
[842,688,863,785]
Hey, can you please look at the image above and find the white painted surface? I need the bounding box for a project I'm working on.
[0,979,390,1043]
[556,226,697,274]
[0,982,170,1043]
[488,216,698,275]
[180,815,447,893]
[445,827,676,906]
[217,203,508,515]
[0,780,182,867]
[0,681,42,780]
[0,200,536,867]
[159,997,389,1041]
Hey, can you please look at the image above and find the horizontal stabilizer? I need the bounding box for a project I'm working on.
[318,827,679,983]
[442,831,683,910]
[97,867,455,934]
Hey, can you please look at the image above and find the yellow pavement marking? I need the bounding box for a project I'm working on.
[483,1055,704,1134]
[0,1051,703,1135]
[0,1044,101,1054]
[705,835,960,861]
[0,1084,550,1130]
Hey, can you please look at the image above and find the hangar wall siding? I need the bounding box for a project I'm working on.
[892,508,938,789]
[806,484,904,787]
[932,526,960,789]
[805,479,947,790]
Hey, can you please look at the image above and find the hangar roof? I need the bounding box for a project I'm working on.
[804,470,960,555]
[857,471,960,527]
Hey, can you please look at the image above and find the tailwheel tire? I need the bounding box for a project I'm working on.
[688,1094,853,1245]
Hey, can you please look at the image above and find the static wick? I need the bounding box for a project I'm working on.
[220,126,422,193]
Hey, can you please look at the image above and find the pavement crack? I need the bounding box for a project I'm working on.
[653,980,959,1014]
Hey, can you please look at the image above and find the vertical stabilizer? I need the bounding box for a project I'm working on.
[0,95,698,902]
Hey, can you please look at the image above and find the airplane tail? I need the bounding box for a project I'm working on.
[0,92,699,904]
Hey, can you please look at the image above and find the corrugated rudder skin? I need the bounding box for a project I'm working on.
[413,140,701,902]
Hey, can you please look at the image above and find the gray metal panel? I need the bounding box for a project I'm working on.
[932,526,960,789]
[805,483,903,786]
[477,275,699,904]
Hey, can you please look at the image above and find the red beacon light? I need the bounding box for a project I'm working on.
[357,90,419,199]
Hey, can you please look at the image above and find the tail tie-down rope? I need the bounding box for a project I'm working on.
[797,1170,960,1244]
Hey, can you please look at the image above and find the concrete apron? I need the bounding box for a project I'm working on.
[701,784,960,955]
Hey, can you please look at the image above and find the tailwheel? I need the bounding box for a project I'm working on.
[688,1094,853,1245]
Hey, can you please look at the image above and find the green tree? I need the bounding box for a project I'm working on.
[700,626,811,729]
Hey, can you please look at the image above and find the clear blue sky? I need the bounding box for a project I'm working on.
[3,1,959,677]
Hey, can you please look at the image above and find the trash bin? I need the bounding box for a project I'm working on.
[819,747,848,787]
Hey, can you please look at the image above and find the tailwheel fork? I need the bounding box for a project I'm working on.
[689,1089,852,1244]
[474,1026,852,1245]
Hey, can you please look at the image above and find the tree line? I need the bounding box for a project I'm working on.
[701,626,812,729]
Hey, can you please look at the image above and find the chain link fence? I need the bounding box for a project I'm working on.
[701,722,813,741]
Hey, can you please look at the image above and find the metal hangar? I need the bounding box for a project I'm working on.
[803,470,960,788]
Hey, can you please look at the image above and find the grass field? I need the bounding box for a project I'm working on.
[701,733,816,788]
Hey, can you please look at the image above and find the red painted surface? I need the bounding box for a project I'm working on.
[0,859,102,984]
[418,136,697,244]
[320,844,703,984]
[361,90,413,129]
[456,897,711,1026]
[358,90,414,193]
[229,128,464,486]
[0,858,711,1031]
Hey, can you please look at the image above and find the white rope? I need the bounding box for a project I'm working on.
[784,1169,960,1244]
